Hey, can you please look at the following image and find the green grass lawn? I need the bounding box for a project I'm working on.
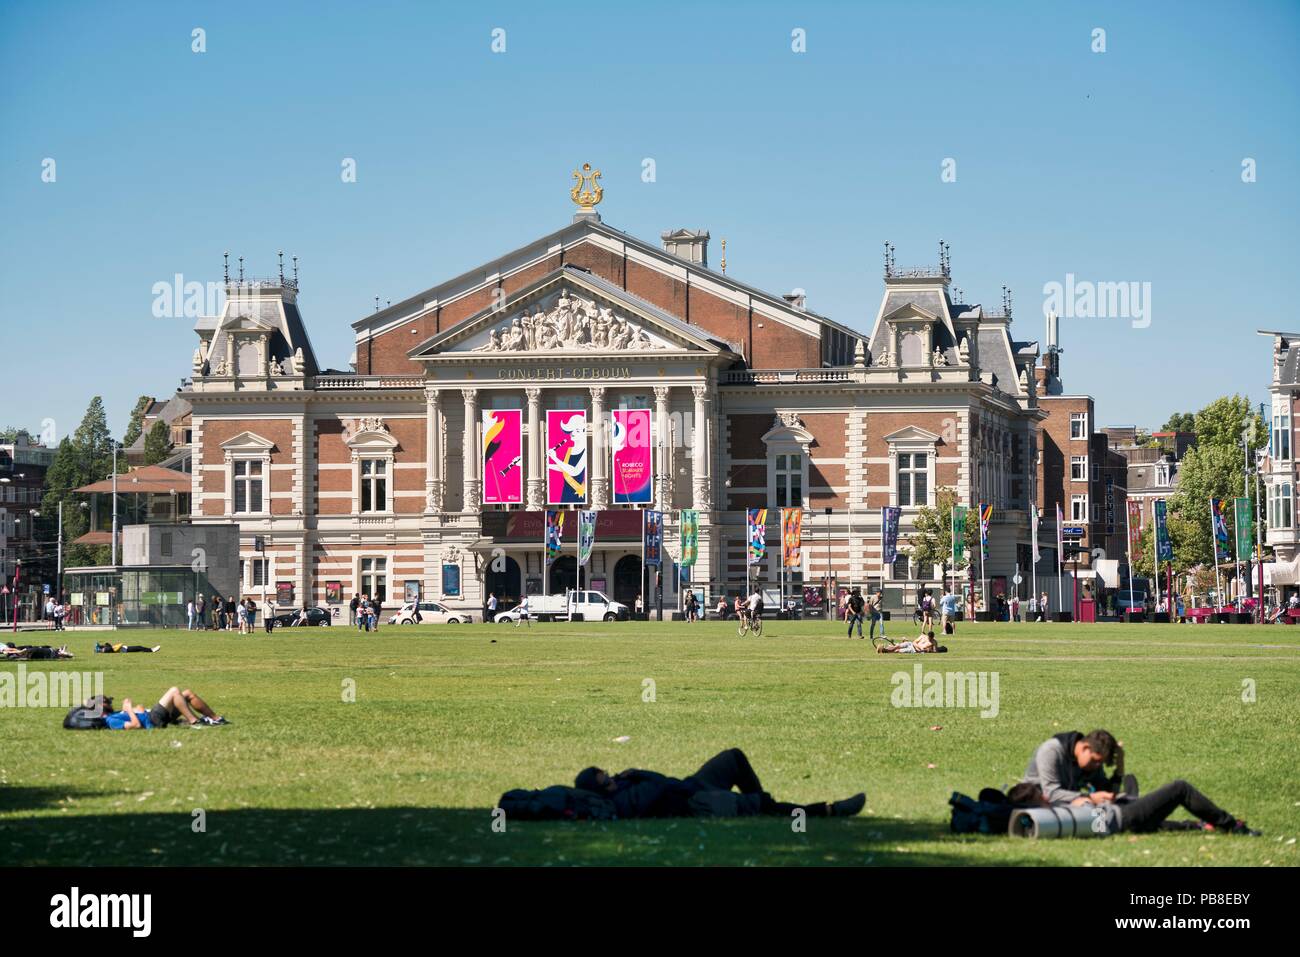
[2,619,1297,866]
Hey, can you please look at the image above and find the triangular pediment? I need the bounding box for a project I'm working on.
[220,431,276,452]
[883,426,942,444]
[410,267,736,360]
[882,302,939,324]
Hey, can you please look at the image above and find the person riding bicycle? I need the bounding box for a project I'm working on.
[746,587,764,623]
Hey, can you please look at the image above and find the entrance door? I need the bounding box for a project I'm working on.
[613,554,642,607]
[548,556,578,594]
[484,556,522,606]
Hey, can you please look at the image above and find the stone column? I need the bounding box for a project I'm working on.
[424,385,443,513]
[653,386,671,510]
[589,386,608,508]
[692,385,712,511]
[525,387,544,509]
[461,388,480,513]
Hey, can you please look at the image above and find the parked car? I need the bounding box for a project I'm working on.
[1114,590,1148,614]
[494,590,630,622]
[269,606,333,628]
[387,601,473,625]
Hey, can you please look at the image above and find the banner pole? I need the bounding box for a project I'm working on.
[1153,504,1161,613]
[1056,506,1064,618]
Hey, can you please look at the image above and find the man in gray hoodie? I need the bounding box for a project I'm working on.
[1018,729,1259,835]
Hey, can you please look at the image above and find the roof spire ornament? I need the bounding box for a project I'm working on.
[570,163,603,219]
[223,251,230,284]
[720,238,727,275]
[278,250,285,285]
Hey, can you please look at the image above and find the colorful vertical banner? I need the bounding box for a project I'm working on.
[481,409,523,505]
[1233,496,1253,561]
[679,509,698,566]
[1210,498,1231,564]
[544,509,565,567]
[546,409,588,505]
[1127,499,1143,558]
[1154,499,1173,563]
[881,506,902,565]
[611,408,652,504]
[643,509,663,567]
[577,509,597,567]
[952,505,968,561]
[781,508,803,568]
[747,508,768,565]
[1030,504,1041,564]
[979,502,994,560]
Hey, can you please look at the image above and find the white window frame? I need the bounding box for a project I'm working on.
[347,422,399,517]
[1270,482,1293,530]
[884,428,941,512]
[1273,402,1292,462]
[358,457,391,514]
[1070,412,1089,440]
[1070,456,1088,482]
[1071,494,1088,523]
[773,452,805,509]
[221,432,275,518]
[356,555,391,606]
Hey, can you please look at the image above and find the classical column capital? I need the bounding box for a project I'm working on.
[589,385,607,404]
[524,386,542,403]
[653,385,671,403]
[691,384,709,401]
[424,383,440,404]
[461,388,478,404]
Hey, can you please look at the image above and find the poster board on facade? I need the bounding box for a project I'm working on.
[546,409,588,505]
[325,581,343,603]
[442,564,461,597]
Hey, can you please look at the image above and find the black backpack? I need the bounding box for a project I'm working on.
[949,789,1012,835]
[496,785,617,822]
[63,705,109,730]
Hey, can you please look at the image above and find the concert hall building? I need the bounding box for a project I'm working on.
[185,169,1064,617]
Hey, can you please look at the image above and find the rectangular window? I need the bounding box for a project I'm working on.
[1070,412,1088,440]
[361,557,387,604]
[1271,483,1293,530]
[892,554,910,580]
[897,453,928,507]
[233,459,263,513]
[251,558,268,587]
[1070,456,1087,481]
[360,458,388,513]
[775,453,803,508]
[1273,411,1291,461]
[1091,503,1102,523]
[1071,494,1088,522]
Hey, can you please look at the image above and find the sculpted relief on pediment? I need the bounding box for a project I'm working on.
[473,290,668,354]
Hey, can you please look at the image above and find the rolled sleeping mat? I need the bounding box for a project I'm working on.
[1008,803,1117,838]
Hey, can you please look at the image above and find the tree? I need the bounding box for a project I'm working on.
[40,397,121,568]
[1191,395,1264,451]
[1161,411,1196,434]
[122,395,154,448]
[902,487,979,580]
[142,420,173,465]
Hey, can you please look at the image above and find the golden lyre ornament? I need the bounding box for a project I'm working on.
[570,163,603,210]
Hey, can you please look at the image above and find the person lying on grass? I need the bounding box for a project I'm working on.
[2,642,73,660]
[574,747,865,819]
[101,686,229,730]
[94,642,161,653]
[875,630,947,653]
[1013,728,1259,835]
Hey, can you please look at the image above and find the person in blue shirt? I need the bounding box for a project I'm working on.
[102,686,229,730]
[939,587,960,635]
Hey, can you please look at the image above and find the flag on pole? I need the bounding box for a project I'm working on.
[1030,504,1041,563]
[544,510,565,567]
[577,509,596,567]
[679,509,698,566]
[643,509,663,567]
[1233,496,1253,561]
[979,503,993,560]
[781,508,803,568]
[1210,498,1231,564]
[881,506,902,565]
[1127,499,1143,557]
[952,505,968,561]
[1056,502,1065,553]
[747,508,768,565]
[1154,499,1173,563]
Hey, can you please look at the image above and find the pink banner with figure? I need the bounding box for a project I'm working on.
[546,409,588,505]
[611,408,652,504]
[482,409,523,505]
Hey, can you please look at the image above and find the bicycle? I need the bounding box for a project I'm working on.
[737,611,763,637]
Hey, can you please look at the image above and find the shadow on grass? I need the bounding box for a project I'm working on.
[0,785,126,813]
[0,807,1035,866]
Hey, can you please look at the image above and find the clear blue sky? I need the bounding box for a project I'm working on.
[3,0,1297,440]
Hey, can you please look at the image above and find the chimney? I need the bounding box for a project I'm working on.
[783,288,807,311]
[661,229,709,267]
